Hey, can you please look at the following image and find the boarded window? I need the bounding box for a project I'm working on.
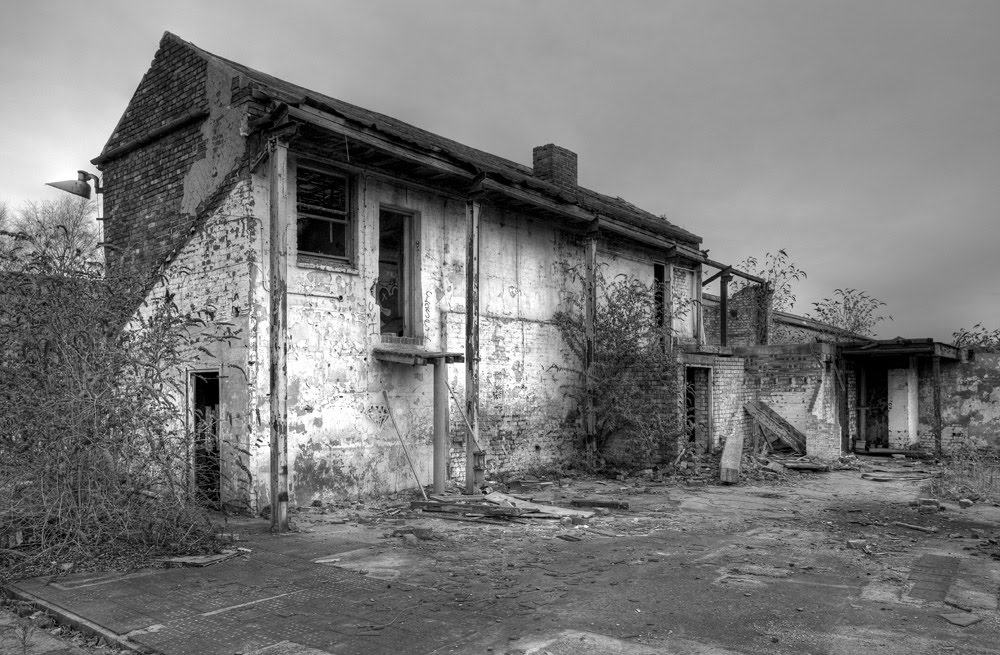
[296,167,350,260]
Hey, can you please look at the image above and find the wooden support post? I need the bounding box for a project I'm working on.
[465,199,481,495]
[268,138,290,532]
[695,266,704,345]
[858,367,867,452]
[719,273,732,347]
[932,355,943,455]
[908,356,919,447]
[433,358,447,494]
[584,220,598,448]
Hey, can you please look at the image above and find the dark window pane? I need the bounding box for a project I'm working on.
[297,168,347,218]
[378,210,406,335]
[297,217,347,258]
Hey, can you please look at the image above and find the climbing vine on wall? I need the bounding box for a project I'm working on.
[552,264,684,467]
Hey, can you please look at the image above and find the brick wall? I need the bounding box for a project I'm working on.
[702,286,768,347]
[744,344,843,460]
[98,33,252,285]
[532,144,578,187]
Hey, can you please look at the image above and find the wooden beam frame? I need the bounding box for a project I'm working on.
[932,355,943,455]
[290,105,475,180]
[584,220,598,447]
[465,198,482,494]
[268,137,290,532]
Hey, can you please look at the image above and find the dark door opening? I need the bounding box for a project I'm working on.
[861,366,889,450]
[192,372,221,507]
[685,367,711,453]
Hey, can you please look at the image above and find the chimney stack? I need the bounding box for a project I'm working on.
[532,144,578,187]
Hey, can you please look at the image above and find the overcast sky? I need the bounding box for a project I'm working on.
[2,0,998,341]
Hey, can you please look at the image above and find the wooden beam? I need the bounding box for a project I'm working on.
[701,256,765,285]
[433,358,448,494]
[289,105,475,180]
[932,355,943,455]
[268,138,290,532]
[702,266,732,287]
[584,220,598,447]
[858,366,868,451]
[719,272,731,347]
[480,178,595,223]
[465,198,482,494]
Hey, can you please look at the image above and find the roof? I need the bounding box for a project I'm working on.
[839,338,967,361]
[157,32,701,248]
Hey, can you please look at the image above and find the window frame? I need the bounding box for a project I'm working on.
[376,205,422,341]
[294,162,354,265]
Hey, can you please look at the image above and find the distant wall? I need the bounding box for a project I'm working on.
[917,352,1000,451]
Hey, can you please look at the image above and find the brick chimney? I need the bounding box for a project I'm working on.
[532,144,578,187]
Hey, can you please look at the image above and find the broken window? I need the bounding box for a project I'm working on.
[377,208,420,338]
[296,166,351,261]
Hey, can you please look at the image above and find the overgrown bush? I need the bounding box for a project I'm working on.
[0,231,226,582]
[928,445,1000,504]
[554,268,683,468]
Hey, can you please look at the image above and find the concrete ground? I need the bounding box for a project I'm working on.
[4,458,1000,654]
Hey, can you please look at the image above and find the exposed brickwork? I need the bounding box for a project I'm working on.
[100,35,211,279]
[532,144,578,187]
[745,345,843,460]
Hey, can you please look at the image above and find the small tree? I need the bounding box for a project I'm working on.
[1,197,100,273]
[952,323,1000,352]
[554,269,683,467]
[734,249,807,313]
[808,288,891,337]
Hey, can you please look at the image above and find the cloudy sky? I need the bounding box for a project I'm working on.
[2,0,998,341]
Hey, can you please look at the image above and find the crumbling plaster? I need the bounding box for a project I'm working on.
[917,352,1000,451]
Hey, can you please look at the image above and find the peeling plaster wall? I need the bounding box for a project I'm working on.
[262,170,596,502]
[143,180,258,509]
[916,352,1000,451]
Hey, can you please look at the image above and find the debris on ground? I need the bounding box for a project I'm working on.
[939,612,983,627]
[406,491,595,522]
[892,521,940,534]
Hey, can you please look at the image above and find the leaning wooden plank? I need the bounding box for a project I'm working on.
[719,430,744,484]
[410,500,524,517]
[783,462,830,472]
[892,521,939,534]
[483,491,594,518]
[570,498,630,510]
[743,401,807,453]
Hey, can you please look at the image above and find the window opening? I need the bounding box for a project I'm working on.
[192,372,221,507]
[296,167,350,260]
[654,263,666,347]
[378,209,410,336]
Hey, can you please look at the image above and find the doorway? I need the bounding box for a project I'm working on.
[192,372,221,507]
[685,367,712,453]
